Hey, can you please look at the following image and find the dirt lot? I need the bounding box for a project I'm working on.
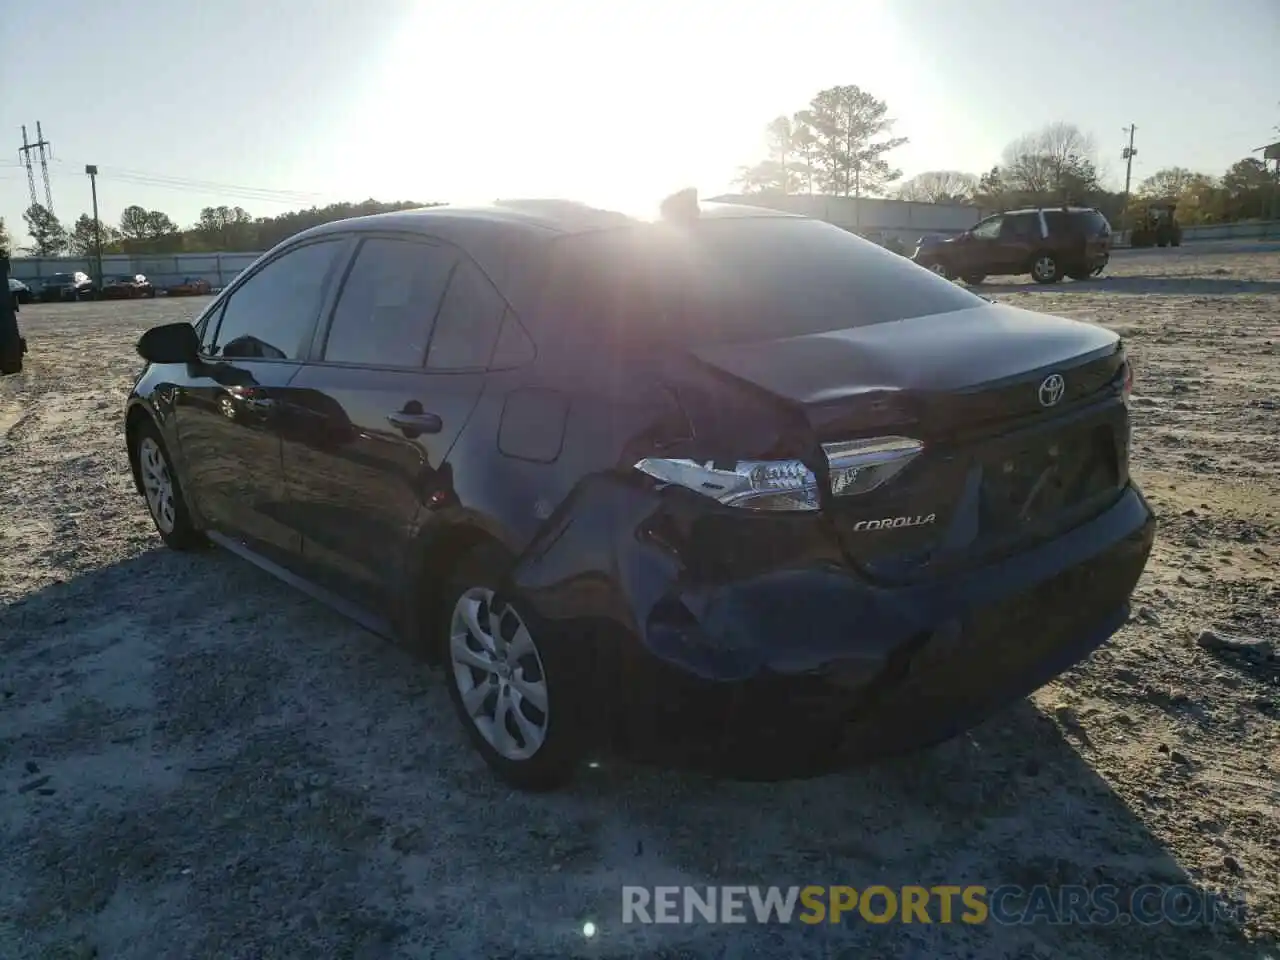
[1,246,1276,960]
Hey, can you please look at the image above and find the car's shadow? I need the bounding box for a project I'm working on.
[0,548,1263,960]
[976,276,1280,297]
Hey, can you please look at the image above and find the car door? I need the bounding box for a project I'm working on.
[961,215,1003,274]
[993,212,1043,274]
[169,237,347,567]
[279,234,505,612]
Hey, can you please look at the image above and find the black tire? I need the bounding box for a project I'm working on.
[923,261,954,281]
[1030,252,1063,284]
[440,543,587,791]
[962,273,986,285]
[132,419,205,550]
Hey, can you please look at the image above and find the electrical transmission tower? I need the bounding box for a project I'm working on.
[17,122,55,216]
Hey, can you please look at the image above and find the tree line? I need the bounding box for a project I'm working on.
[739,85,1278,225]
[6,199,443,259]
[2,86,1274,258]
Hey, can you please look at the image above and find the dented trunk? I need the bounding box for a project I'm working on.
[650,302,1130,584]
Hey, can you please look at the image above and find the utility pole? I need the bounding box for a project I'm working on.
[1121,124,1138,232]
[86,165,103,288]
[36,122,54,215]
[17,123,55,215]
[19,126,38,211]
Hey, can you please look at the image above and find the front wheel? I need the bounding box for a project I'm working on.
[962,273,986,285]
[925,261,954,281]
[133,421,204,550]
[1030,253,1062,284]
[442,545,587,790]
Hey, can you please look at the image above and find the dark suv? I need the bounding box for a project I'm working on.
[40,271,96,302]
[125,198,1153,789]
[912,207,1112,285]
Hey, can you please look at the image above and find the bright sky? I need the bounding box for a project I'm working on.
[1,0,1276,245]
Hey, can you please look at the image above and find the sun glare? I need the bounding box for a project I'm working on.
[329,0,930,208]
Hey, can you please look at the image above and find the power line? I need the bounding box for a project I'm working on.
[46,157,325,204]
[96,172,322,206]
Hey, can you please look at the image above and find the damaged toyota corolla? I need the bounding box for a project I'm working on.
[125,194,1155,790]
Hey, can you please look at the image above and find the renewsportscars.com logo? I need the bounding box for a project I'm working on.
[622,885,1246,927]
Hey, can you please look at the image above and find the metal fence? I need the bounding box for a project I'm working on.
[9,251,265,293]
[1179,220,1280,242]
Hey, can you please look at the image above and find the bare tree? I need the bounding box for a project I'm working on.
[734,115,808,195]
[791,111,818,195]
[896,170,978,203]
[1001,122,1099,198]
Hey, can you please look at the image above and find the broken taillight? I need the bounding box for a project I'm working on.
[634,436,924,512]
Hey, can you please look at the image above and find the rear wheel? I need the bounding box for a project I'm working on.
[442,544,586,791]
[133,421,204,550]
[1030,253,1062,284]
[926,262,954,281]
[962,273,986,285]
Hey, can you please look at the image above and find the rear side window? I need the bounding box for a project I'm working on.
[426,260,508,370]
[210,239,343,359]
[322,237,457,367]
[535,217,987,349]
[1076,210,1111,236]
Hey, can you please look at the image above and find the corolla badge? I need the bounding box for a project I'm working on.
[852,513,936,532]
[1038,373,1066,408]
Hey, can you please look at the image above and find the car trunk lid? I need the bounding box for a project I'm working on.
[684,302,1129,583]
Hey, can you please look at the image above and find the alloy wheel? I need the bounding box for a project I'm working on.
[138,437,176,534]
[1034,256,1057,281]
[449,587,550,762]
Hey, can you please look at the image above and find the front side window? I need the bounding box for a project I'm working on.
[971,217,1002,240]
[209,239,343,360]
[322,237,458,368]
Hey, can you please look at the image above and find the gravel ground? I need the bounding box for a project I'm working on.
[0,246,1276,960]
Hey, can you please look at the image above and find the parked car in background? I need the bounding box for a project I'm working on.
[101,274,157,300]
[8,277,32,306]
[39,271,96,302]
[165,276,212,297]
[911,207,1112,285]
[124,197,1152,790]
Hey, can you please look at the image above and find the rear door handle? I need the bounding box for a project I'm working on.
[387,408,443,435]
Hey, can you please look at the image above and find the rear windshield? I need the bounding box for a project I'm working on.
[533,216,986,349]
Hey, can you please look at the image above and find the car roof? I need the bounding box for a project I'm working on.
[275,197,803,318]
[292,197,801,244]
[1002,206,1100,216]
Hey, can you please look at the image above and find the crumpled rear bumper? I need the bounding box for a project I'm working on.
[508,479,1155,775]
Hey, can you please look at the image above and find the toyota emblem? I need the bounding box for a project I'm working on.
[1038,374,1066,407]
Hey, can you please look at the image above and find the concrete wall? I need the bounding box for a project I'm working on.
[10,251,265,293]
[709,194,983,242]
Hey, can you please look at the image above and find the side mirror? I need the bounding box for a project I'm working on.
[137,322,199,364]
